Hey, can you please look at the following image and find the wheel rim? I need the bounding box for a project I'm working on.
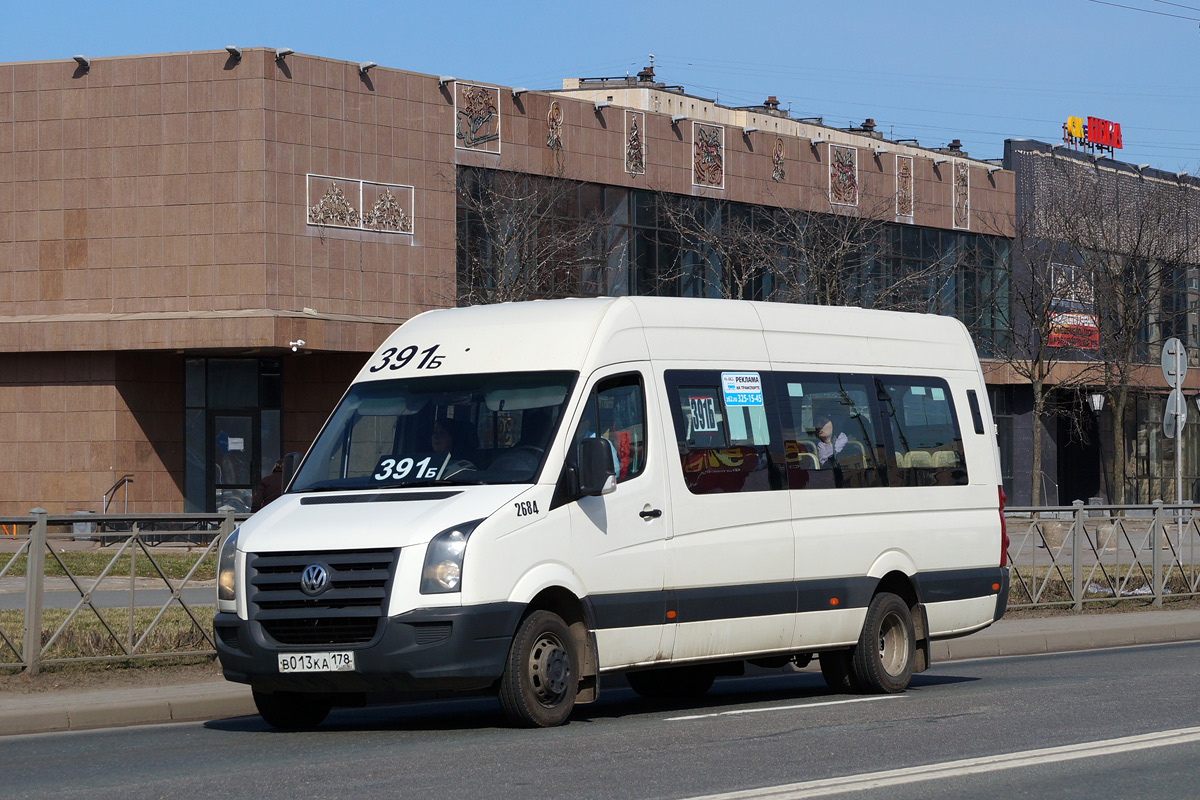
[877,610,910,677]
[528,632,571,707]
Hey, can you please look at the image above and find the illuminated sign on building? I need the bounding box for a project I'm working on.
[1062,115,1123,155]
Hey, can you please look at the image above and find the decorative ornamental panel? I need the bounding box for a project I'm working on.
[307,174,415,236]
[693,122,725,189]
[454,83,501,153]
[953,160,971,229]
[895,155,914,218]
[772,137,786,182]
[829,145,858,206]
[546,100,564,153]
[625,110,646,175]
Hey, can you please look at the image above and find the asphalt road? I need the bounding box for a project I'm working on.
[4,642,1199,800]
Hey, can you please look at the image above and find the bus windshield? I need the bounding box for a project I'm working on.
[291,371,577,492]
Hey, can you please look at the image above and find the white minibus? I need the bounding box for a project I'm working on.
[215,297,1010,728]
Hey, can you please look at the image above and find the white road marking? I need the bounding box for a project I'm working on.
[666,695,901,721]
[677,726,1200,799]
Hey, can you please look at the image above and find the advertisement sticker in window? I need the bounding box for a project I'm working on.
[721,372,763,407]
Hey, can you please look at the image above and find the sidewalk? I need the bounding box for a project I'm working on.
[3,608,1199,736]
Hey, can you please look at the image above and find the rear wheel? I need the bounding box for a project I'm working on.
[626,665,716,699]
[498,610,578,727]
[850,592,916,693]
[252,690,331,730]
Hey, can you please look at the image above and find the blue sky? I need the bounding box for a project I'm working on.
[7,0,1198,170]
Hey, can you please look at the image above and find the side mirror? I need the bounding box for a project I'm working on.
[578,438,617,496]
[281,451,303,492]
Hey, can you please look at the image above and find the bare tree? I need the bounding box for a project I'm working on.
[650,196,782,300]
[769,198,938,312]
[653,191,973,316]
[454,168,615,305]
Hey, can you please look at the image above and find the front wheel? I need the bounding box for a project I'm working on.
[498,610,578,727]
[252,690,331,730]
[850,592,916,693]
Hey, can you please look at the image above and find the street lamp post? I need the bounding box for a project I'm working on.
[1090,392,1112,503]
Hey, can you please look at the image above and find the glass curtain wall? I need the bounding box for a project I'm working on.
[455,166,1012,352]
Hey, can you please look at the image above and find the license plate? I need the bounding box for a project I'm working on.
[277,651,356,673]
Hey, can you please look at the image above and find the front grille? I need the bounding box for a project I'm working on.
[248,548,397,647]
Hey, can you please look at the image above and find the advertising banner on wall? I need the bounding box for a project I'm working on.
[1048,311,1100,349]
[1048,263,1099,349]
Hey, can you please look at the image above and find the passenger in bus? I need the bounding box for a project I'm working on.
[815,417,848,466]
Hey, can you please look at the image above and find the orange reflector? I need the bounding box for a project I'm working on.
[666,610,677,620]
[830,597,839,606]
[992,583,1000,591]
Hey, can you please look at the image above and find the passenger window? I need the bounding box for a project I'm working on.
[878,377,968,486]
[775,373,884,490]
[667,370,776,495]
[569,374,646,483]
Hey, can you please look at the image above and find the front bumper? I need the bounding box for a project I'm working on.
[215,603,524,694]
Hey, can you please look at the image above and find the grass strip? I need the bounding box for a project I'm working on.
[0,605,217,665]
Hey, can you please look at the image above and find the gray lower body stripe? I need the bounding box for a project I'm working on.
[586,568,1005,630]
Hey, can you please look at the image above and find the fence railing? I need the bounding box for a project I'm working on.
[1,503,1196,674]
[0,510,248,674]
[1005,501,1200,611]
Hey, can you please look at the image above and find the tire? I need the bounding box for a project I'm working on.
[252,690,331,730]
[498,610,578,727]
[850,592,916,694]
[819,649,858,693]
[626,665,716,699]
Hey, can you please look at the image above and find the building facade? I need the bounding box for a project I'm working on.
[0,49,1015,514]
[1001,139,1200,506]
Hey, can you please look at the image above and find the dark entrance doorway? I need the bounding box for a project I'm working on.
[1058,412,1102,503]
[185,358,282,512]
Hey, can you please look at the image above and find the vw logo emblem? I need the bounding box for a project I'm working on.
[300,564,329,596]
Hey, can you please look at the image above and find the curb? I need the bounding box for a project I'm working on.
[932,618,1200,661]
[0,683,255,737]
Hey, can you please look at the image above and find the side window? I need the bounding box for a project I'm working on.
[878,376,968,486]
[666,370,776,495]
[570,374,646,483]
[774,373,884,490]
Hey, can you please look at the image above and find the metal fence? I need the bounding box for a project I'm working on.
[1005,501,1200,610]
[2,503,1197,674]
[0,509,248,674]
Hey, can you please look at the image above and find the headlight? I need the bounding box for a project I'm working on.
[421,520,483,594]
[218,528,239,602]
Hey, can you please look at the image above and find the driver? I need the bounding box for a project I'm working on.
[432,417,477,478]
